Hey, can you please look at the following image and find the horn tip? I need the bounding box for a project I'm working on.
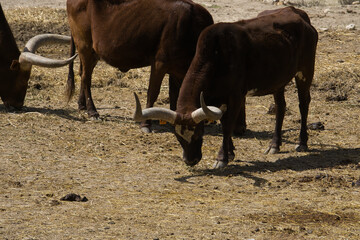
[133,92,142,122]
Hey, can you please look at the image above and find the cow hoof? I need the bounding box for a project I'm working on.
[264,146,279,154]
[140,126,152,133]
[90,116,101,122]
[295,144,308,152]
[88,111,100,119]
[213,160,228,169]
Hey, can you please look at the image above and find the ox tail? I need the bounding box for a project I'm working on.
[65,34,76,103]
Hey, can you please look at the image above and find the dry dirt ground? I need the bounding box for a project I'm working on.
[1,0,360,239]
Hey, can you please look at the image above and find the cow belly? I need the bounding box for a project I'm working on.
[246,72,295,96]
[97,46,152,72]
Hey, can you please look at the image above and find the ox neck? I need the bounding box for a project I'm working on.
[176,73,204,115]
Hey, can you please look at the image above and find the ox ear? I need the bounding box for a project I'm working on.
[10,60,20,71]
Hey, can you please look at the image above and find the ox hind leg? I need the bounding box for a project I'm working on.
[213,95,244,169]
[78,50,99,118]
[265,88,286,154]
[140,62,166,133]
[295,71,312,152]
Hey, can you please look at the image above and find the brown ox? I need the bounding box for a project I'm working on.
[0,4,77,110]
[134,7,318,169]
[66,0,213,132]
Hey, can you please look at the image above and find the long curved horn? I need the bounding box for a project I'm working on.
[191,92,227,123]
[133,93,177,124]
[19,34,77,68]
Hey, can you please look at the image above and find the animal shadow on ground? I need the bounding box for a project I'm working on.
[0,105,83,122]
[175,148,360,186]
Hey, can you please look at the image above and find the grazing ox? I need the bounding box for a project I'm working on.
[134,7,318,169]
[66,0,214,132]
[0,4,77,110]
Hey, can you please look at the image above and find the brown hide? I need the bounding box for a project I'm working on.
[66,0,213,130]
[141,7,318,168]
[0,4,28,109]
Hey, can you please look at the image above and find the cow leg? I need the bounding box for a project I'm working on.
[265,89,286,154]
[77,61,87,110]
[140,62,166,133]
[78,51,99,118]
[213,96,242,169]
[295,72,311,152]
[213,133,235,169]
[233,96,246,136]
[169,75,181,111]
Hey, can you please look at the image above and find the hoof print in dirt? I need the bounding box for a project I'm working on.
[307,122,325,130]
[60,193,88,202]
[326,94,348,102]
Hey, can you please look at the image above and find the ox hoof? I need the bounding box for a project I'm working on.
[295,144,308,152]
[264,146,279,155]
[213,160,228,169]
[140,126,152,133]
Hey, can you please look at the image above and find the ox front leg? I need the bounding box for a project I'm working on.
[295,74,311,152]
[213,100,240,169]
[213,135,235,169]
[265,89,286,154]
[140,62,166,133]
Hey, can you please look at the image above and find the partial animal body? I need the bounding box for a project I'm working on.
[134,7,318,169]
[0,3,76,110]
[66,0,213,132]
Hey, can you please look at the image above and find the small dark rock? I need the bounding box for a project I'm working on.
[315,173,327,180]
[326,95,348,102]
[33,83,42,90]
[308,122,325,130]
[60,193,88,202]
[298,176,313,183]
[267,103,276,115]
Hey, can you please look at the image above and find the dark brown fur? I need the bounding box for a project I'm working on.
[174,7,318,167]
[0,4,31,109]
[66,0,213,130]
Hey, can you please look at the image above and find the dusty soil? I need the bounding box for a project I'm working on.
[1,0,360,239]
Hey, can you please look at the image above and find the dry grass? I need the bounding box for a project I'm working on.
[1,7,360,240]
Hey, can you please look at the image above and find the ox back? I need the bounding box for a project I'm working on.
[66,0,213,132]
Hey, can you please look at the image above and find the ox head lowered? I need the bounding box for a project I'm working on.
[134,92,226,166]
[3,34,77,110]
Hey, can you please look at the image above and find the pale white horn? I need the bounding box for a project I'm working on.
[191,92,226,123]
[19,34,77,68]
[133,93,177,124]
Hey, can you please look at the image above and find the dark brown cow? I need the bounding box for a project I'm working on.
[0,4,77,110]
[134,7,318,169]
[66,0,213,133]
